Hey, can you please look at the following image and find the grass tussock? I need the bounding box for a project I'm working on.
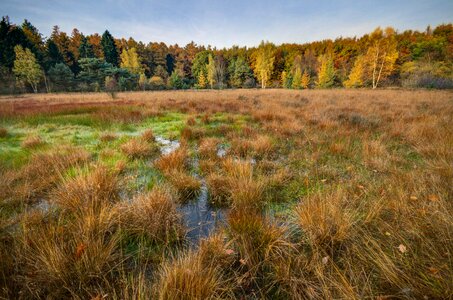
[154,251,232,300]
[166,171,202,202]
[154,147,189,174]
[52,165,120,213]
[116,186,183,243]
[121,137,159,159]
[198,137,220,160]
[141,128,155,142]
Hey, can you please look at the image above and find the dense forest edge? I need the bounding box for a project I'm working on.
[1,16,452,94]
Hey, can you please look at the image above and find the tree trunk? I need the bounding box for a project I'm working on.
[375,51,387,89]
[372,44,380,89]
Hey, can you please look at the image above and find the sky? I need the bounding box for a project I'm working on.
[1,0,452,48]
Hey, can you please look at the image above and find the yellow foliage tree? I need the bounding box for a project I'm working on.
[316,54,335,88]
[364,27,399,89]
[207,54,215,89]
[344,55,365,88]
[291,68,302,89]
[120,47,143,74]
[198,72,207,89]
[301,70,310,89]
[252,41,275,89]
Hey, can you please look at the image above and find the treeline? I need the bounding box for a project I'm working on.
[0,16,452,94]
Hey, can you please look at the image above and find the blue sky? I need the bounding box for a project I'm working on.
[2,0,452,47]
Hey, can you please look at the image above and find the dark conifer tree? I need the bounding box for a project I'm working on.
[78,35,94,59]
[101,30,119,66]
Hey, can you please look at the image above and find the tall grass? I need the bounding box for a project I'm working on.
[0,89,452,298]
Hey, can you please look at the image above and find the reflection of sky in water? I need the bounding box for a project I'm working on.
[178,180,227,245]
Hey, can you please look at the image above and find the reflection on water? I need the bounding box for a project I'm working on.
[178,180,227,245]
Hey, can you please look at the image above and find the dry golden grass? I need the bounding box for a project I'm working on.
[0,147,90,204]
[154,147,189,174]
[166,171,202,202]
[115,186,183,243]
[198,137,220,159]
[1,89,452,299]
[154,251,233,300]
[206,173,232,206]
[141,128,155,142]
[294,189,354,249]
[52,165,120,213]
[121,137,159,159]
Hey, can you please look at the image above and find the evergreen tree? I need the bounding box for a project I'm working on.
[13,45,43,92]
[78,35,94,59]
[48,62,74,91]
[44,39,64,70]
[168,70,183,89]
[230,57,253,88]
[101,30,119,66]
[0,17,32,69]
[316,54,335,88]
[21,19,44,63]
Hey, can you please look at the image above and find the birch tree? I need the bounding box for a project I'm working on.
[365,27,399,89]
[252,41,275,89]
[13,45,43,93]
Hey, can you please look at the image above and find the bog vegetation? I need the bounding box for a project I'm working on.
[0,89,452,299]
[0,16,452,94]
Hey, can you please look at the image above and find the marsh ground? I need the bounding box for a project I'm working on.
[0,89,452,299]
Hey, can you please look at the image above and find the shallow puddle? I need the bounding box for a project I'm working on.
[178,156,227,245]
[155,136,180,155]
[178,180,227,245]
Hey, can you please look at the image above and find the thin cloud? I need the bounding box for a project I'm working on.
[2,0,452,47]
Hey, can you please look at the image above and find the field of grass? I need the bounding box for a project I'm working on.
[0,89,452,299]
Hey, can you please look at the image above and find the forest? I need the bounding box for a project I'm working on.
[0,16,452,94]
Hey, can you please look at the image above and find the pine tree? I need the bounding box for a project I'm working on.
[13,45,43,93]
[344,55,365,88]
[316,54,335,88]
[301,70,310,89]
[101,30,119,66]
[45,39,64,70]
[78,35,94,59]
[48,63,74,91]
